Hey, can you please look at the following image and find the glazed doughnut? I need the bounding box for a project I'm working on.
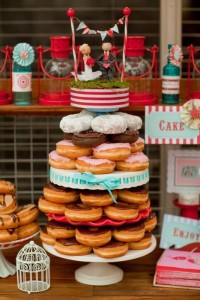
[109,130,139,144]
[117,186,149,204]
[93,240,129,258]
[16,204,39,227]
[75,156,115,174]
[91,114,127,134]
[40,226,56,245]
[47,219,75,239]
[0,194,17,215]
[38,196,67,215]
[129,232,152,250]
[0,229,18,242]
[115,152,149,171]
[56,140,92,159]
[104,202,139,221]
[72,131,107,148]
[17,221,39,240]
[143,212,157,232]
[60,109,96,133]
[130,137,145,153]
[114,112,142,130]
[113,223,145,243]
[0,180,16,195]
[49,150,76,170]
[80,189,117,207]
[93,143,131,161]
[65,203,103,222]
[55,238,92,256]
[0,214,19,229]
[75,227,112,247]
[139,199,150,211]
[43,183,79,204]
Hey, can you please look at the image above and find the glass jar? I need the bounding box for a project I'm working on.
[38,36,73,105]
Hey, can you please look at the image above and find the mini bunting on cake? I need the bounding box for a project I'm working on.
[73,15,125,40]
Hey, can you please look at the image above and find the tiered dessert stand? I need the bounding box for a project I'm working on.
[43,167,156,285]
[0,232,39,278]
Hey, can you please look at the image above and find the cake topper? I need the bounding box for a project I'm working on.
[73,43,102,81]
[96,39,117,80]
[67,7,131,81]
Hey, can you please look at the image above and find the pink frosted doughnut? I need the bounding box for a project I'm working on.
[91,114,127,134]
[130,137,145,153]
[56,140,92,159]
[75,156,115,174]
[49,150,76,170]
[115,152,149,171]
[93,143,131,161]
[60,109,96,133]
[114,112,142,130]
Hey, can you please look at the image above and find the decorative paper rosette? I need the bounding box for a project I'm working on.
[13,43,35,67]
[180,99,200,129]
[169,44,183,67]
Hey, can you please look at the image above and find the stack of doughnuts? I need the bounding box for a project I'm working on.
[49,111,147,174]
[0,180,40,243]
[39,110,157,258]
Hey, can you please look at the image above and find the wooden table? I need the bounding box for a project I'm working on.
[1,237,199,300]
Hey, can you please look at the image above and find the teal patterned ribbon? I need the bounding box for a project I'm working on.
[73,172,120,203]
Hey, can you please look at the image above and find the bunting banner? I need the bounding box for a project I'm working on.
[74,16,125,41]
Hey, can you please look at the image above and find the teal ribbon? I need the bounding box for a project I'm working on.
[73,172,120,203]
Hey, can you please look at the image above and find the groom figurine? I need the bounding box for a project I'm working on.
[96,37,117,80]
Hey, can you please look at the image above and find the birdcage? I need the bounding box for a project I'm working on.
[16,241,50,293]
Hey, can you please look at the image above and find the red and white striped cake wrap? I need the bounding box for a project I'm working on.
[70,87,129,112]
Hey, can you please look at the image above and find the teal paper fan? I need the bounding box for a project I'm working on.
[13,43,35,67]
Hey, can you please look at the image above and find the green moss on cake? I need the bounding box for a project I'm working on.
[70,79,129,89]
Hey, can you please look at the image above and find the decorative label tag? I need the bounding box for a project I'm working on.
[145,106,199,144]
[167,150,200,193]
[160,214,200,249]
[12,72,32,92]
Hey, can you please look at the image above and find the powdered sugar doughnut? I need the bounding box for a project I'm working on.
[114,112,142,130]
[60,109,96,133]
[91,114,127,134]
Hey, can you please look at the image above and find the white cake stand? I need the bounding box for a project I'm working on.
[0,232,39,278]
[43,235,156,286]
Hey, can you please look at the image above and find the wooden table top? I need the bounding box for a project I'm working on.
[1,237,199,300]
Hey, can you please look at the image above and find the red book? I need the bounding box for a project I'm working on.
[154,248,200,289]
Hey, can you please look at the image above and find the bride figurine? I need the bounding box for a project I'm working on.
[73,44,102,81]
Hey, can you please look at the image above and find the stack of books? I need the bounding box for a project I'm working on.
[154,248,200,289]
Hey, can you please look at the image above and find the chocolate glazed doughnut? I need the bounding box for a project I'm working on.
[55,237,92,256]
[113,223,145,242]
[75,227,112,246]
[65,202,103,222]
[109,130,139,144]
[72,131,107,148]
[93,239,129,258]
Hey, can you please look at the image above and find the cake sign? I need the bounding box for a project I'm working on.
[160,214,200,249]
[145,106,199,144]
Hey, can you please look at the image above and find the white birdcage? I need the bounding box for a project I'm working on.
[16,241,50,293]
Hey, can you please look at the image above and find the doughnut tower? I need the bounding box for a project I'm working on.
[0,180,39,243]
[38,109,157,258]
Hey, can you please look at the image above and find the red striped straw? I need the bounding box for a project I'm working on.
[121,7,131,82]
[67,8,78,81]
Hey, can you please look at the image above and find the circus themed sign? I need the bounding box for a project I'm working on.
[145,103,200,144]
